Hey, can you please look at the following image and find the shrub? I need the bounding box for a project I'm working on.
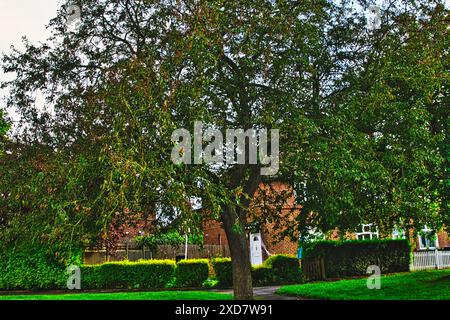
[175,259,210,287]
[80,259,176,289]
[252,255,301,286]
[202,278,219,288]
[263,254,302,284]
[212,255,302,287]
[0,247,81,290]
[212,258,233,287]
[251,266,274,286]
[303,239,410,278]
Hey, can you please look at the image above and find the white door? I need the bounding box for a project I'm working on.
[250,232,263,266]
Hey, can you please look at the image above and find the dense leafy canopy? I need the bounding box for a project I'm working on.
[0,0,448,298]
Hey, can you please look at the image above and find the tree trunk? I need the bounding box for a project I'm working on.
[221,205,253,300]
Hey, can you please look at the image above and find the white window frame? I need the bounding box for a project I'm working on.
[418,226,439,250]
[356,224,379,240]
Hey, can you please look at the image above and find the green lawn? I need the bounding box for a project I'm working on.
[0,291,233,300]
[278,269,450,300]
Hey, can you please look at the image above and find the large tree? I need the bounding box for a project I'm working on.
[1,0,448,299]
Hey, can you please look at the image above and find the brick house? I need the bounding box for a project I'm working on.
[203,182,450,265]
[204,182,301,264]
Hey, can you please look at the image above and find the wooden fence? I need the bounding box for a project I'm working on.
[302,258,326,281]
[83,244,230,265]
[410,250,450,271]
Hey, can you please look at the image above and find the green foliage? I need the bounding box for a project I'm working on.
[135,232,185,250]
[303,239,411,278]
[0,247,82,290]
[175,259,210,288]
[252,255,302,286]
[211,258,233,288]
[135,231,203,251]
[262,254,302,284]
[0,109,8,154]
[212,255,302,287]
[0,0,448,297]
[80,260,176,290]
[202,278,219,288]
[251,266,274,287]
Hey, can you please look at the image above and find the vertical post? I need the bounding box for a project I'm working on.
[125,231,130,260]
[185,234,188,260]
[320,258,326,280]
[435,249,439,269]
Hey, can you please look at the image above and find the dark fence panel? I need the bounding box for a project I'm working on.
[302,258,326,281]
[83,244,230,265]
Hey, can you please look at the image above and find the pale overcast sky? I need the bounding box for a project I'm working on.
[0,0,60,122]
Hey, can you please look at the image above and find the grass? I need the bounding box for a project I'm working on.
[277,269,450,300]
[0,290,233,300]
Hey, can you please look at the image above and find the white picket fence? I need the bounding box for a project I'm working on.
[410,250,450,271]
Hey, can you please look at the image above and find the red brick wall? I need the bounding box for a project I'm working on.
[438,231,450,249]
[203,220,228,246]
[261,221,298,256]
[252,182,300,257]
[203,182,301,258]
[203,219,299,257]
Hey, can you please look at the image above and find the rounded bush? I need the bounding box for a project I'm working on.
[212,258,233,287]
[212,255,302,287]
[175,259,209,287]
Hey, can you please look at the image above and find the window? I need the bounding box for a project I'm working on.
[418,226,439,250]
[356,224,379,240]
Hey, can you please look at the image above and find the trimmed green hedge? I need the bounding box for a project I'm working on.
[212,255,302,287]
[260,254,302,284]
[0,248,80,290]
[252,266,273,286]
[303,239,411,278]
[0,254,210,290]
[175,259,209,287]
[0,251,303,290]
[80,260,176,289]
[212,258,233,287]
